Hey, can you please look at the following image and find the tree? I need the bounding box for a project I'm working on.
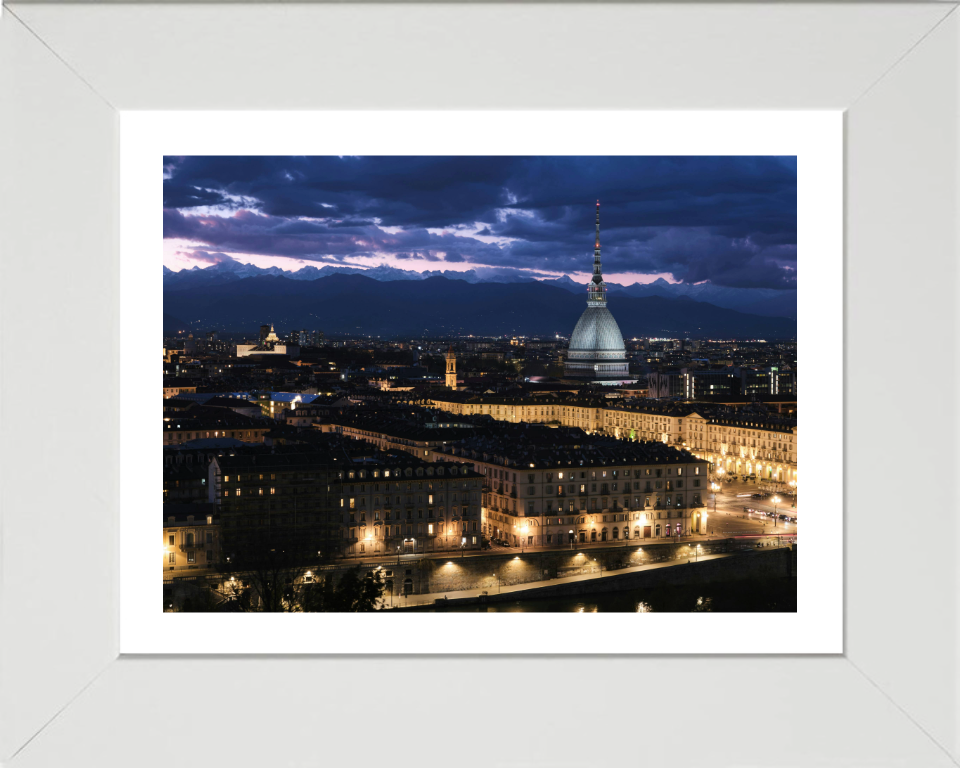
[179,586,223,612]
[218,522,321,612]
[217,519,384,611]
[300,567,385,612]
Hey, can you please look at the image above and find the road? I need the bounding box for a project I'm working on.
[706,479,799,536]
[387,551,743,609]
[332,529,795,574]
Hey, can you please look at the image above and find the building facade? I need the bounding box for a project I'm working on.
[336,461,483,558]
[432,437,711,546]
[163,505,220,579]
[163,415,270,446]
[207,443,483,560]
[422,392,798,488]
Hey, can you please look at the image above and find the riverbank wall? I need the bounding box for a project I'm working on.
[386,540,795,606]
[402,547,796,610]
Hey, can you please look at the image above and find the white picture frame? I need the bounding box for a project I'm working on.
[2,3,957,766]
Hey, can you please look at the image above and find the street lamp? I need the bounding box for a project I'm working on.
[521,525,528,553]
[695,543,701,562]
[569,529,574,550]
[772,495,781,530]
[711,482,720,527]
[460,536,466,558]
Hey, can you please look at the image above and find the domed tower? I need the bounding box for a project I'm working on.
[564,201,631,382]
[445,345,458,390]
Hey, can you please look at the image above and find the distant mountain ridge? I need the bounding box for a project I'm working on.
[164,272,796,339]
[163,262,796,318]
[163,313,189,333]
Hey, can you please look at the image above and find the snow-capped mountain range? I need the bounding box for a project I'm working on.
[163,262,796,319]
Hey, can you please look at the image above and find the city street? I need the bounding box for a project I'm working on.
[388,551,741,608]
[332,525,795,573]
[707,478,799,536]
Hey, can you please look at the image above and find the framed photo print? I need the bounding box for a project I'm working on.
[2,3,957,767]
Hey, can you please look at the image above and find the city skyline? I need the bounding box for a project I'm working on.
[162,154,798,614]
[163,156,797,292]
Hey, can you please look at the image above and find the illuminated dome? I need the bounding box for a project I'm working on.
[568,307,627,359]
[564,201,632,382]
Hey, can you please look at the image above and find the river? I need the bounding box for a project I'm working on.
[435,576,797,612]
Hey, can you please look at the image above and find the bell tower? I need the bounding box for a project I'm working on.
[445,345,458,390]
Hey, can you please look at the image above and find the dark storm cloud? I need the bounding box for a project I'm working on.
[164,156,797,289]
[163,183,231,210]
[186,250,237,265]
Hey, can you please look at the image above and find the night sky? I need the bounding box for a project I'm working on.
[163,156,797,290]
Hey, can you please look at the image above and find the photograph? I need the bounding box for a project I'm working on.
[161,155,798,613]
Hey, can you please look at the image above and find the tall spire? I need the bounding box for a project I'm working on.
[587,200,606,306]
[595,199,601,250]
